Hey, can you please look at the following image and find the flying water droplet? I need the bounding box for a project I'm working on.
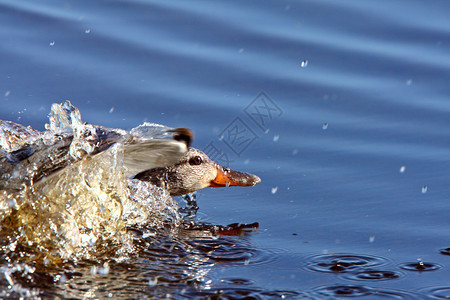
[273,134,279,142]
[109,107,115,113]
[90,266,98,275]
[271,186,278,194]
[238,48,244,53]
[148,277,158,286]
[399,166,406,173]
[4,272,14,286]
[7,198,18,209]
[4,90,10,97]
[292,149,298,155]
[49,41,55,46]
[58,273,67,283]
[421,185,428,194]
[85,28,91,34]
[300,60,308,68]
[322,123,328,130]
[406,79,413,86]
[369,236,375,243]
[98,262,110,275]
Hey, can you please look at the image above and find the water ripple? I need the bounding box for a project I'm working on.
[398,261,441,272]
[419,286,450,299]
[341,269,403,282]
[311,285,421,299]
[186,236,280,266]
[304,253,388,273]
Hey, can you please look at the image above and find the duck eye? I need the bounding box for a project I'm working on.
[190,156,203,165]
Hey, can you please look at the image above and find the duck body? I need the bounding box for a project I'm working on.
[1,101,260,197]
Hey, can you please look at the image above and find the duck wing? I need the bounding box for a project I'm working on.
[123,125,193,178]
[123,139,186,178]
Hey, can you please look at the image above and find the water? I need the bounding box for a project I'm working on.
[1,0,449,298]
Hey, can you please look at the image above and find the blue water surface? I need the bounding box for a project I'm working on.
[1,0,450,298]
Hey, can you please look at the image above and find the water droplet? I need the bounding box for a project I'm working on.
[399,166,406,173]
[4,272,14,286]
[58,273,67,283]
[292,149,298,155]
[322,123,328,130]
[7,198,18,209]
[90,265,98,275]
[49,41,55,46]
[406,79,413,86]
[98,262,110,275]
[369,236,375,243]
[4,90,10,97]
[85,28,91,34]
[148,277,158,286]
[300,60,308,68]
[273,134,279,142]
[109,107,115,113]
[271,186,278,194]
[421,185,428,194]
[238,48,244,53]
[285,4,291,11]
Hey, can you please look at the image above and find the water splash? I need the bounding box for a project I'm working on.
[0,101,182,261]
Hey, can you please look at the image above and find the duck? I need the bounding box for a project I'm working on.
[0,102,261,196]
[134,147,261,196]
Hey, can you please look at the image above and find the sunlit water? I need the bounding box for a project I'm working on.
[1,0,450,298]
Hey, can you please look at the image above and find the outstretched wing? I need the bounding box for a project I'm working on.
[123,139,187,178]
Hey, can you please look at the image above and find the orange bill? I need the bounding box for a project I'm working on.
[210,166,261,187]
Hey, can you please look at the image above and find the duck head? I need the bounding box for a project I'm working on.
[134,148,261,196]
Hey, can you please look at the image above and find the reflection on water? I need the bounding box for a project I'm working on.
[1,228,275,299]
